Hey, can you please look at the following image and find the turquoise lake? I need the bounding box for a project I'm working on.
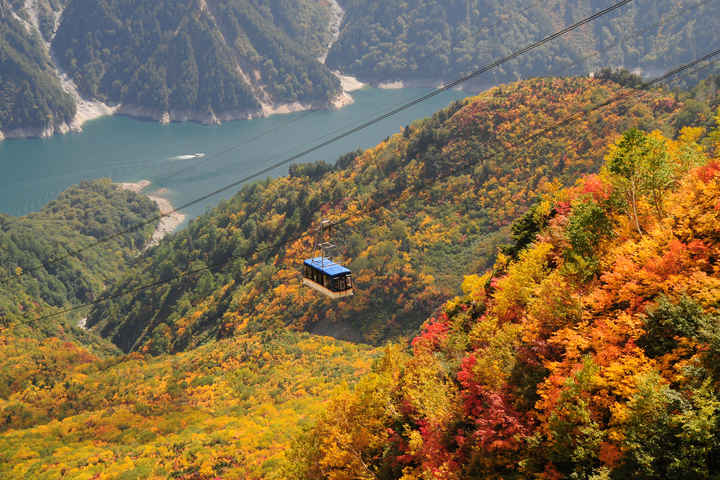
[0,87,470,226]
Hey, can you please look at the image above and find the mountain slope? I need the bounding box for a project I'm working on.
[3,0,719,135]
[0,329,376,478]
[327,0,720,87]
[51,0,341,121]
[286,119,720,479]
[0,5,75,137]
[86,75,689,353]
[0,0,342,136]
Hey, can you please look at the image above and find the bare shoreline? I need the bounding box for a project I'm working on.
[337,73,366,92]
[376,78,497,93]
[117,181,185,248]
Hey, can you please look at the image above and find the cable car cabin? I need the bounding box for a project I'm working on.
[302,257,353,299]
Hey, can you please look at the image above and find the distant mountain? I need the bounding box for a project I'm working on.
[327,0,720,88]
[52,0,341,120]
[0,0,342,137]
[2,0,719,136]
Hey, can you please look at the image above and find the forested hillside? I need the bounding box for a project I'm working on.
[0,5,75,135]
[3,0,720,134]
[52,0,340,115]
[0,0,341,135]
[285,115,720,479]
[0,329,376,478]
[0,179,158,352]
[85,74,700,354]
[328,0,720,87]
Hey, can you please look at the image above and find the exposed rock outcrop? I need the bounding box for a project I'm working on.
[319,0,344,64]
[115,105,263,124]
[1,120,81,139]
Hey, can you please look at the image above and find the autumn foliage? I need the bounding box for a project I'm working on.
[3,77,720,479]
[87,76,687,352]
[287,122,720,479]
[0,331,375,478]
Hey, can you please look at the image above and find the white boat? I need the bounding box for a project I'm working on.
[194,153,205,157]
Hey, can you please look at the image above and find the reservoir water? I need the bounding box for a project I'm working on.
[0,87,470,226]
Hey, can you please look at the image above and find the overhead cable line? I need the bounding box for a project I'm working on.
[1,0,636,285]
[5,48,719,333]
[137,0,712,196]
[169,0,712,204]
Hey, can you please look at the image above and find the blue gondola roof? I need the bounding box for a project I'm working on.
[304,257,351,276]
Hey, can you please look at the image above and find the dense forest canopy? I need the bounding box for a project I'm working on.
[0,74,719,478]
[0,329,377,478]
[327,0,720,86]
[0,71,718,477]
[51,0,341,111]
[0,179,158,353]
[0,7,75,131]
[285,114,720,480]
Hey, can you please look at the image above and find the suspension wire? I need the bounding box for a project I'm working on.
[0,0,636,285]
[164,90,444,203]
[4,48,718,333]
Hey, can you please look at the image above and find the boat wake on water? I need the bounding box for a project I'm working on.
[168,153,205,160]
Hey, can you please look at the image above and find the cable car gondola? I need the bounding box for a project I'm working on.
[302,220,353,299]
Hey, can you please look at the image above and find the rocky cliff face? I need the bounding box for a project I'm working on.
[1,119,81,140]
[114,88,353,126]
